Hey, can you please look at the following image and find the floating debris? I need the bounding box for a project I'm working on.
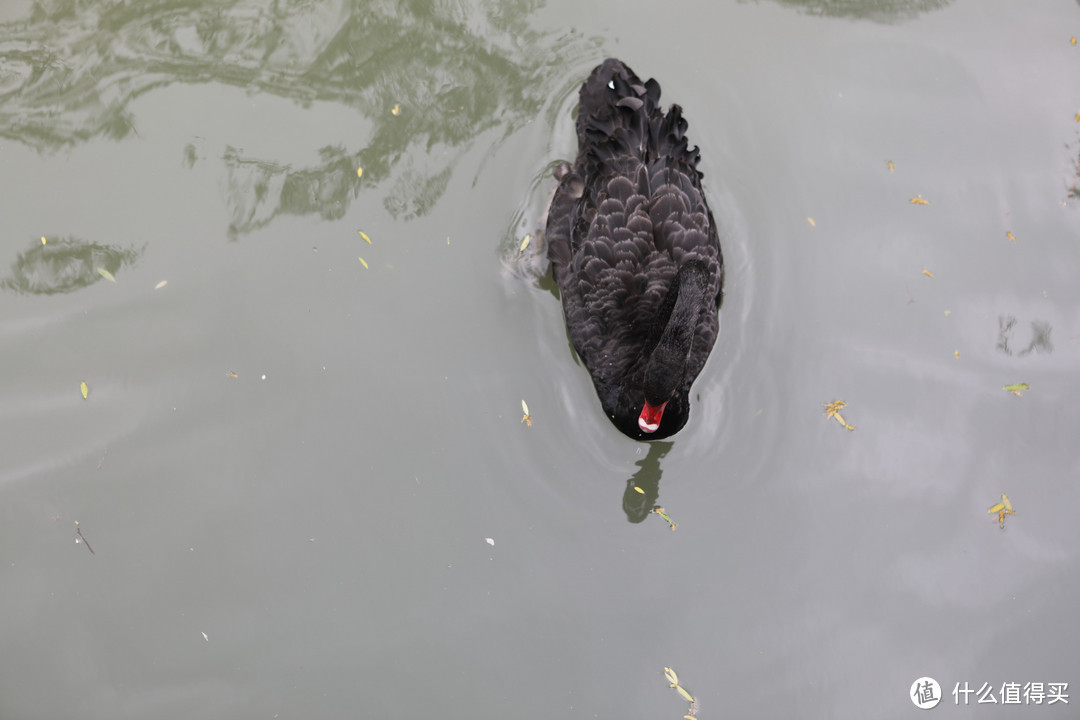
[485,537,495,546]
[391,104,401,116]
[358,230,371,244]
[633,486,645,495]
[954,350,960,359]
[74,521,95,555]
[226,371,238,379]
[356,167,363,178]
[80,381,89,399]
[154,280,168,290]
[97,267,116,283]
[202,631,209,641]
[41,236,47,245]
[1003,383,1029,397]
[652,507,677,530]
[887,160,895,172]
[664,667,697,716]
[824,400,855,431]
[909,195,931,205]
[921,268,935,279]
[807,217,815,227]
[519,234,531,252]
[988,493,1015,529]
[358,257,369,269]
[1006,231,1016,244]
[520,399,531,427]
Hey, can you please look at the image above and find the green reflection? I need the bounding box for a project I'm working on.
[1,237,142,295]
[622,441,673,524]
[0,0,600,236]
[748,0,952,22]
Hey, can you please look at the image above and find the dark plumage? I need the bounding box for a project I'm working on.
[546,59,724,440]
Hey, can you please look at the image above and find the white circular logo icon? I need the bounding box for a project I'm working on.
[911,677,942,709]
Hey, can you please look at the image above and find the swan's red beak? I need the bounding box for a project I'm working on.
[638,400,668,434]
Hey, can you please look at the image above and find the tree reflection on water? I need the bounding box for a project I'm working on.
[0,0,599,237]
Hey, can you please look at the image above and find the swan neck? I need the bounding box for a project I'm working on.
[656,262,708,357]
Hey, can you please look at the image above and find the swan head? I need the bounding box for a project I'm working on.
[597,380,690,441]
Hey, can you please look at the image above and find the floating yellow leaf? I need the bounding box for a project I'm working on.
[519,234,531,252]
[824,400,855,431]
[664,667,679,686]
[944,309,951,316]
[226,372,238,379]
[520,399,531,426]
[998,509,1007,528]
[807,217,815,227]
[954,350,959,359]
[1002,493,1013,512]
[356,167,363,178]
[910,195,930,205]
[80,381,88,399]
[41,236,47,245]
[633,486,644,494]
[1006,231,1016,244]
[155,280,168,289]
[987,503,1005,514]
[887,160,895,172]
[391,104,401,115]
[358,257,369,269]
[97,267,116,283]
[521,399,529,416]
[675,685,694,703]
[921,268,935,279]
[358,230,371,243]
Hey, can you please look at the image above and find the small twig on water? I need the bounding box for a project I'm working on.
[74,521,95,555]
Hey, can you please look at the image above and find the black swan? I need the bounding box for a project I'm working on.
[546,59,724,440]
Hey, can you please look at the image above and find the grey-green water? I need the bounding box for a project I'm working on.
[2,1,1079,718]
